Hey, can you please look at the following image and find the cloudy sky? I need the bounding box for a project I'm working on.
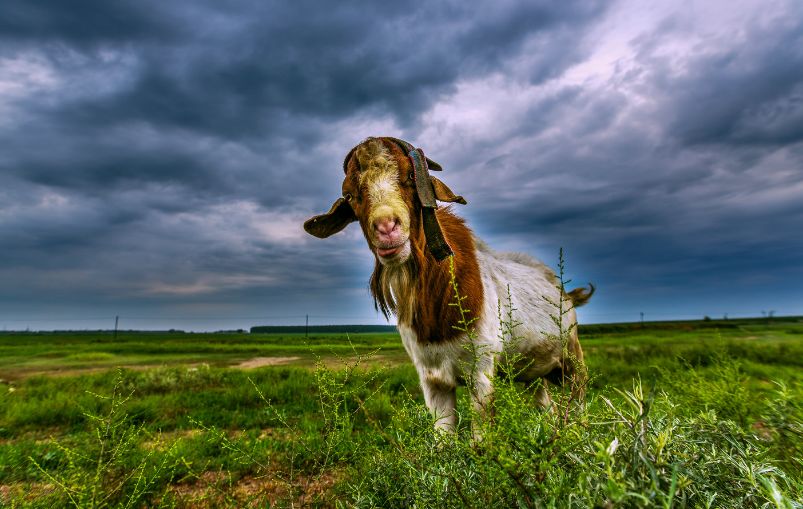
[1,0,802,331]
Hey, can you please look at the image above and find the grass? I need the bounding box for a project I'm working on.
[0,318,801,507]
[0,331,407,379]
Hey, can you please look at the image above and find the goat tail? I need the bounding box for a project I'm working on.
[567,283,595,308]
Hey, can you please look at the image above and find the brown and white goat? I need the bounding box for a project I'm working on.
[304,137,593,432]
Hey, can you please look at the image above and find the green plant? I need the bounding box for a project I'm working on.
[28,370,180,508]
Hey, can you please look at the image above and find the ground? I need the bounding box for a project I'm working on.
[0,318,801,507]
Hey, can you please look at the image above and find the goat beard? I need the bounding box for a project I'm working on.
[372,255,416,323]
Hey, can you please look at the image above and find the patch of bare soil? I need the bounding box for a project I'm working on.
[235,356,301,369]
[167,469,343,508]
[0,482,56,504]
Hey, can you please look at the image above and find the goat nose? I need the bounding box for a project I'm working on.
[375,218,397,235]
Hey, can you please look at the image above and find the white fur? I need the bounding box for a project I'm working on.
[396,237,571,433]
[368,175,397,204]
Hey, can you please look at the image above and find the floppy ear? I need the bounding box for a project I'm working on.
[431,176,467,205]
[425,157,443,171]
[303,198,357,238]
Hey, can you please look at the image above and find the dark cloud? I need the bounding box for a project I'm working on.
[426,3,803,321]
[654,15,803,146]
[21,0,602,139]
[1,0,801,329]
[0,0,177,45]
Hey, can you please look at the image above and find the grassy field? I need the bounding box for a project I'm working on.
[0,330,408,379]
[0,318,801,507]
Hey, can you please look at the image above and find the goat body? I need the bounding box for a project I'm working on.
[380,208,586,430]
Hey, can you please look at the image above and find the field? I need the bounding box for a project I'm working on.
[1,318,801,507]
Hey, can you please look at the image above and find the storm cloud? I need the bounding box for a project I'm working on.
[1,0,801,330]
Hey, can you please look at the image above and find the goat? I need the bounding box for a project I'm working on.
[304,137,594,433]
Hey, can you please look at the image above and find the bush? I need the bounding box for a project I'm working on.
[343,372,801,508]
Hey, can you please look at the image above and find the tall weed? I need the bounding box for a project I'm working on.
[27,370,180,508]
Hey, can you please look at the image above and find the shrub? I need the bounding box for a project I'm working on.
[342,363,800,508]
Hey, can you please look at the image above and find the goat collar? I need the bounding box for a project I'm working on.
[387,138,454,262]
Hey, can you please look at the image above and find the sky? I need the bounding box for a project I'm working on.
[1,0,802,331]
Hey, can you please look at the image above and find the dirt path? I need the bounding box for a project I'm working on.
[235,356,302,369]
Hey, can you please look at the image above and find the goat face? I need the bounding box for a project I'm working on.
[346,138,416,265]
[304,137,464,266]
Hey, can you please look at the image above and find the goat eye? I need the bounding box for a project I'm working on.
[408,171,414,182]
[344,192,353,202]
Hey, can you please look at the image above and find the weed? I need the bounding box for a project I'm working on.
[27,370,180,508]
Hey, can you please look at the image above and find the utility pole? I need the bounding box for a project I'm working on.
[640,312,644,326]
[305,314,309,339]
[114,315,119,341]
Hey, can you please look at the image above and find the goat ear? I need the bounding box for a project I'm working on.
[303,198,357,238]
[426,157,443,171]
[431,176,467,205]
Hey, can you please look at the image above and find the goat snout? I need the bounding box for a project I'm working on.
[374,217,401,245]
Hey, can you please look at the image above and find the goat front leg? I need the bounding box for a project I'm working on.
[421,374,457,433]
[470,358,496,440]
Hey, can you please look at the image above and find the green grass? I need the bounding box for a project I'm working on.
[0,319,801,507]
